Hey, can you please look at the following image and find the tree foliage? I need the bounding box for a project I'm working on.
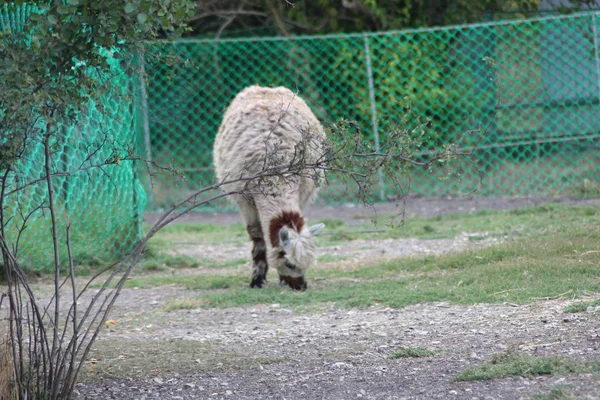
[187,0,599,37]
[0,0,195,170]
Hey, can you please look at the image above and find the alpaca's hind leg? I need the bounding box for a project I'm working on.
[238,200,269,288]
[247,222,268,288]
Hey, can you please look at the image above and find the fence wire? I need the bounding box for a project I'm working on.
[1,4,146,271]
[143,12,600,210]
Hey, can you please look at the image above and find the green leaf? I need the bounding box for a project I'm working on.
[47,14,58,25]
[137,13,147,24]
[67,0,79,5]
[124,3,136,14]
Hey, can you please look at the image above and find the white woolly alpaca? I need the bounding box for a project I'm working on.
[213,85,325,290]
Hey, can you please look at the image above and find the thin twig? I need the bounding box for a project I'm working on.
[43,119,63,399]
[531,289,574,300]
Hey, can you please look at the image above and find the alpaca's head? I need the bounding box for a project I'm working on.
[279,223,324,268]
[269,211,324,290]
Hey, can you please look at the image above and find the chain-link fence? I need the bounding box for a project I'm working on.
[1,4,146,272]
[143,12,600,210]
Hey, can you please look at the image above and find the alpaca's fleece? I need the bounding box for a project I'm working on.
[213,85,326,289]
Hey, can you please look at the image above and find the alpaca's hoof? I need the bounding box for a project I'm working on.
[250,277,266,288]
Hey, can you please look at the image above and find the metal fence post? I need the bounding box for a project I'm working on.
[363,34,386,202]
[138,51,153,164]
[593,14,600,104]
[137,49,154,204]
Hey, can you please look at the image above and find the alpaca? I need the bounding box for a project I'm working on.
[213,85,326,290]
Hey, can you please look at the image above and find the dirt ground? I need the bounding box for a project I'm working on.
[75,196,600,400]
[145,194,599,227]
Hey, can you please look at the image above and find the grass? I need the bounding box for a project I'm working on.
[180,222,600,309]
[124,274,247,290]
[455,351,600,381]
[137,246,247,273]
[144,205,600,249]
[164,299,208,311]
[564,299,600,314]
[570,178,600,200]
[131,204,600,311]
[145,222,247,251]
[317,254,350,263]
[138,252,201,272]
[313,204,600,244]
[144,204,600,249]
[530,386,577,400]
[2,200,141,275]
[77,204,600,311]
[389,346,438,359]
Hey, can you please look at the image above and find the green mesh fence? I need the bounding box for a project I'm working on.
[143,11,600,210]
[1,4,146,272]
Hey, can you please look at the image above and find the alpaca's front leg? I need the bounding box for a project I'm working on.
[247,223,268,288]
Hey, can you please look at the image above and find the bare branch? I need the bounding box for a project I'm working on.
[215,1,247,40]
[266,0,289,36]
[187,9,267,24]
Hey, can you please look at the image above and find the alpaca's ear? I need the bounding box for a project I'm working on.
[308,223,325,235]
[279,226,290,246]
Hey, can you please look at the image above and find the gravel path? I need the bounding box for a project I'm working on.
[75,291,600,399]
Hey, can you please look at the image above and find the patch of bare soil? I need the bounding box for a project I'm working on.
[74,196,600,399]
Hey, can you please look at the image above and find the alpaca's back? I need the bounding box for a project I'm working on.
[213,85,325,199]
